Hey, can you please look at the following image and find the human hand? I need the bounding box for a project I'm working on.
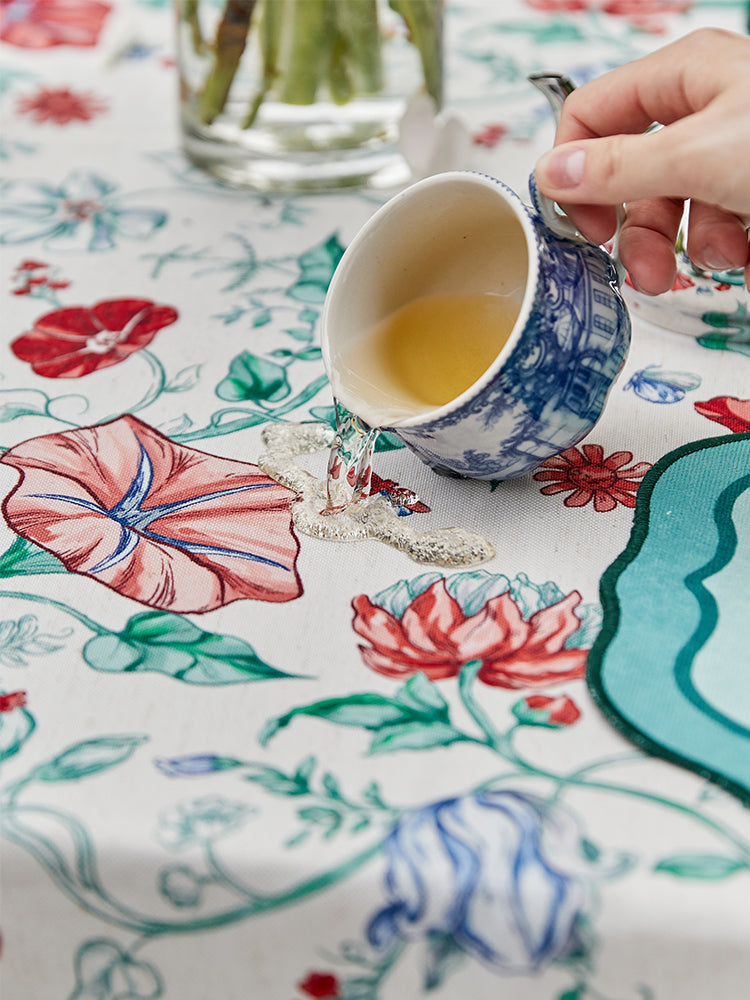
[534,28,750,293]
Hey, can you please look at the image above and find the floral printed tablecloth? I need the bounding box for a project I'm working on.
[2,2,750,999]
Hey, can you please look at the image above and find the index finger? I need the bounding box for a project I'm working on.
[554,28,739,146]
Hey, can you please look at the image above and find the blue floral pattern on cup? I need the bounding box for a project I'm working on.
[395,179,631,480]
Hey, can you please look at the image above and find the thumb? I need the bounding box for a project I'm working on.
[535,131,689,206]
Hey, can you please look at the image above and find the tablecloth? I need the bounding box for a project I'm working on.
[2,2,750,999]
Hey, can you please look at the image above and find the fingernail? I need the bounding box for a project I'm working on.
[540,147,586,189]
[701,246,737,271]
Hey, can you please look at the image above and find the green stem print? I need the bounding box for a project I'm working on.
[1,739,386,939]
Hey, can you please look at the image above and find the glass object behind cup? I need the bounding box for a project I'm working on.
[175,0,443,192]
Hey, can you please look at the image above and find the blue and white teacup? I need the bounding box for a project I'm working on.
[321,168,630,480]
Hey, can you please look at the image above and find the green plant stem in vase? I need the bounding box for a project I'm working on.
[198,0,256,123]
[175,0,443,192]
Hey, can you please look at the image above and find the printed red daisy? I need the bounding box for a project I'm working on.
[533,444,651,512]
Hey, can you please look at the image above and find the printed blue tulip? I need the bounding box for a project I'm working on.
[367,789,590,975]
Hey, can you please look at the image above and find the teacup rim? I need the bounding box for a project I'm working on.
[321,169,540,430]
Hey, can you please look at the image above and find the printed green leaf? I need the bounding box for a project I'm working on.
[294,347,322,362]
[252,308,272,327]
[259,673,465,752]
[284,327,314,342]
[0,534,68,577]
[321,771,343,800]
[0,700,35,763]
[244,766,309,796]
[31,735,146,783]
[165,364,202,392]
[368,721,465,754]
[654,853,748,879]
[287,234,345,303]
[72,938,163,1000]
[580,837,601,863]
[395,672,449,716]
[293,755,316,786]
[215,351,291,403]
[497,18,585,44]
[259,694,408,744]
[297,805,342,837]
[83,611,296,685]
[362,780,387,808]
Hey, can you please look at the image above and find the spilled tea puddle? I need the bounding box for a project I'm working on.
[258,422,494,567]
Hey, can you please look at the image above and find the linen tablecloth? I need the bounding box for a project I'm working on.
[2,3,750,998]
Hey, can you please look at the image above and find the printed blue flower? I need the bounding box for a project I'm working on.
[0,171,167,251]
[624,365,701,404]
[367,790,591,975]
[155,754,243,777]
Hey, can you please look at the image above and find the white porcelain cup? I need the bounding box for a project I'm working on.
[321,169,631,480]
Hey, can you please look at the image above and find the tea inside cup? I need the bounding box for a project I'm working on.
[322,173,537,429]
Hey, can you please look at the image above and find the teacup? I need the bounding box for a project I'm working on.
[321,169,630,481]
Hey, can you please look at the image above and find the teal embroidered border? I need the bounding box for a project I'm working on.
[587,430,750,805]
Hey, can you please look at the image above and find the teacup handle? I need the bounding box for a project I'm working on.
[529,72,627,286]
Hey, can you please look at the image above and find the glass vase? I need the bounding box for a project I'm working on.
[175,0,444,192]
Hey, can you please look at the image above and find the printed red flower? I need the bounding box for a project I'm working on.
[17,85,108,124]
[512,693,581,727]
[0,416,302,613]
[12,259,70,297]
[601,0,690,15]
[473,123,508,149]
[525,0,691,29]
[602,0,691,31]
[694,396,750,434]
[0,0,112,48]
[524,0,589,11]
[11,298,178,378]
[533,444,651,512]
[352,579,587,689]
[298,972,340,999]
[0,691,27,713]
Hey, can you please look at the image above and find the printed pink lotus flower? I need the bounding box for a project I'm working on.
[0,0,112,48]
[11,298,178,378]
[694,396,750,434]
[533,444,651,512]
[352,579,587,689]
[1,416,302,613]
